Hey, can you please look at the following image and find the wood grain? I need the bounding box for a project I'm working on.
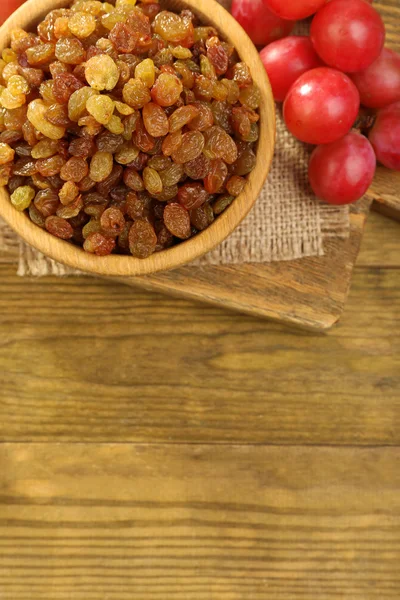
[1,443,400,600]
[0,0,275,277]
[369,168,400,222]
[116,200,370,331]
[0,211,399,445]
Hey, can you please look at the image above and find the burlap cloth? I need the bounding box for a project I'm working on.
[0,0,350,276]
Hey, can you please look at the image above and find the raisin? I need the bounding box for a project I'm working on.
[142,102,168,137]
[203,126,238,164]
[143,166,162,195]
[212,101,233,134]
[226,175,246,197]
[60,157,88,182]
[69,136,96,159]
[96,164,123,197]
[82,218,102,239]
[0,142,15,164]
[100,207,125,236]
[123,168,144,192]
[212,194,234,215]
[178,182,209,210]
[36,155,66,177]
[117,219,133,251]
[151,73,183,107]
[133,116,155,152]
[56,194,83,218]
[29,203,46,228]
[187,101,214,131]
[45,103,70,127]
[168,105,199,133]
[162,130,182,157]
[193,75,214,102]
[171,131,204,164]
[190,202,214,230]
[128,218,157,258]
[204,159,228,194]
[233,146,256,176]
[84,231,116,255]
[10,185,35,211]
[12,157,37,176]
[153,11,189,43]
[115,141,140,165]
[68,12,97,39]
[239,85,261,110]
[85,55,119,90]
[123,78,151,109]
[207,39,229,76]
[27,99,66,140]
[86,94,115,125]
[67,86,98,121]
[229,62,252,88]
[164,203,190,239]
[155,223,174,251]
[148,155,171,171]
[45,215,73,239]
[59,180,80,205]
[109,23,139,54]
[55,38,86,65]
[126,191,145,220]
[159,163,184,187]
[90,151,113,182]
[184,154,211,180]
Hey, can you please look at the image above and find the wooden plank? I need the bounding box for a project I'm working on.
[0,443,399,600]
[0,258,399,445]
[0,199,372,330]
[115,201,370,331]
[369,168,400,222]
[357,211,400,267]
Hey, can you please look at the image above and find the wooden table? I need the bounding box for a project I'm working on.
[0,210,399,599]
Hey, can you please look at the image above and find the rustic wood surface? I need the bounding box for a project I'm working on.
[0,212,399,447]
[1,443,400,600]
[0,2,399,599]
[1,205,399,600]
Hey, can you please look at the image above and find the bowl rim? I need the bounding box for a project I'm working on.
[0,0,276,277]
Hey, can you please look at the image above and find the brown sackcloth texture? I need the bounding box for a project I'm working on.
[0,1,349,276]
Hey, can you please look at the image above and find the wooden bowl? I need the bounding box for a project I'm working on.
[0,0,275,276]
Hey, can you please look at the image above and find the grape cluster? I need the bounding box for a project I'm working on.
[232,0,400,206]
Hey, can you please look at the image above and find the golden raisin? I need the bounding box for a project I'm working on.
[85,55,119,91]
[10,185,35,211]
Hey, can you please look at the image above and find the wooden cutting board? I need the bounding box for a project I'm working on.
[109,198,370,332]
[371,168,400,222]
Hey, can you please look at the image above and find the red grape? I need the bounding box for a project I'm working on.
[310,0,385,73]
[369,102,400,171]
[263,0,326,20]
[351,48,400,110]
[309,132,376,205]
[283,67,360,145]
[0,0,24,23]
[260,36,322,102]
[231,0,294,47]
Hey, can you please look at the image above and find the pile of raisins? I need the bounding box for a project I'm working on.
[0,0,260,257]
